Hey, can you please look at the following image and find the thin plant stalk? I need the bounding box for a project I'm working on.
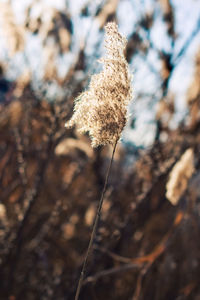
[75,140,118,300]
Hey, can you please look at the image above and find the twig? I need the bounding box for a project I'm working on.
[74,140,118,300]
[94,245,132,263]
[173,17,200,66]
[132,264,150,300]
[83,263,139,285]
[14,125,27,186]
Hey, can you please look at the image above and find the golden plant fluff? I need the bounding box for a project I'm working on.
[65,22,132,147]
[0,2,25,56]
[166,148,195,205]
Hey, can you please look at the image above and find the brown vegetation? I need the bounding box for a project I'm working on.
[0,1,200,299]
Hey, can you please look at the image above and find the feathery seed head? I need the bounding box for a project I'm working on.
[166,148,195,205]
[65,22,132,147]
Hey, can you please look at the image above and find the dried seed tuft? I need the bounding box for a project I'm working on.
[65,22,132,147]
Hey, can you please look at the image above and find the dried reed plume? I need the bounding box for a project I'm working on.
[166,148,195,205]
[0,2,25,56]
[66,22,132,300]
[65,22,132,147]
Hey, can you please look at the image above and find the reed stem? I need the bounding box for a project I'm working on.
[74,140,118,300]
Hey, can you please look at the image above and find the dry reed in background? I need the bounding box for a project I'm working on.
[166,148,194,205]
[0,2,25,56]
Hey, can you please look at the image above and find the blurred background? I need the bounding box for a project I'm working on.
[0,0,200,299]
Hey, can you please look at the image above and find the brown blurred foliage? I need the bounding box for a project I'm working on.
[0,1,200,300]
